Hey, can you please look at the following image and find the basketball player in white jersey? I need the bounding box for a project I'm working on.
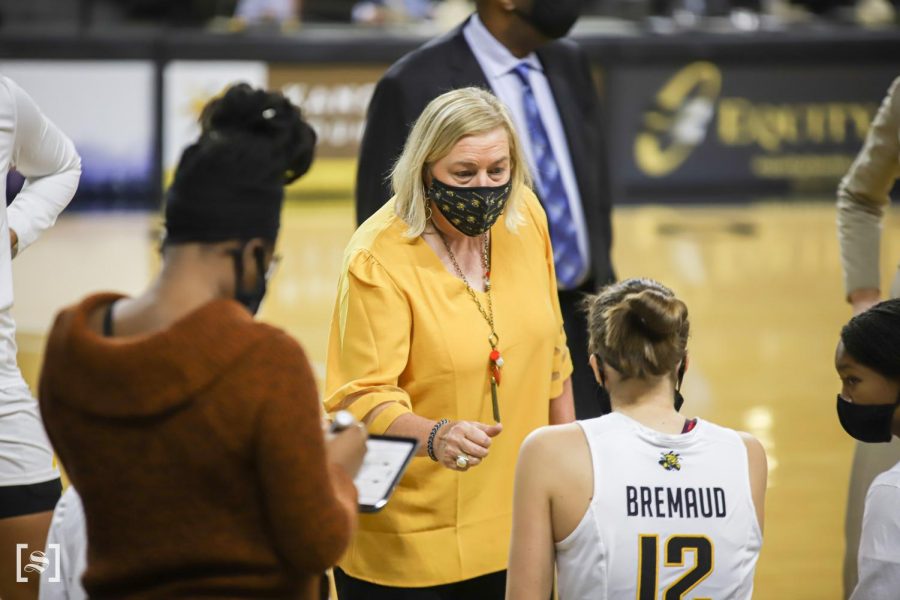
[506,278,767,600]
[834,298,900,599]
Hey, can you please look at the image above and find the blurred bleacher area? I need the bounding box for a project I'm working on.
[2,0,899,28]
[0,0,360,28]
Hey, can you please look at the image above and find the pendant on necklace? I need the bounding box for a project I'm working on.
[489,349,503,384]
[489,344,503,423]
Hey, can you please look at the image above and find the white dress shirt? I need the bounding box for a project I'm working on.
[851,460,900,600]
[463,14,591,283]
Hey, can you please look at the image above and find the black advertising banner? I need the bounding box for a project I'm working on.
[605,62,900,204]
[269,64,381,160]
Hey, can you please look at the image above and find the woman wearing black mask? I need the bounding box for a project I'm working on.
[326,87,575,598]
[835,298,900,599]
[37,84,367,599]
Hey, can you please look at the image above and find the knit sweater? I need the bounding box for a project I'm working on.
[39,293,357,599]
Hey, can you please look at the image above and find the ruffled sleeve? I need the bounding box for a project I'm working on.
[324,249,414,433]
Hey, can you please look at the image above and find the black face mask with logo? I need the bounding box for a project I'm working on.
[513,0,583,40]
[229,244,268,316]
[427,177,512,237]
[836,394,900,443]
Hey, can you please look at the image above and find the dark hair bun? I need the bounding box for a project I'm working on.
[200,82,317,183]
[164,83,317,245]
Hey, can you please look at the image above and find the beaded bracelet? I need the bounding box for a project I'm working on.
[427,418,449,462]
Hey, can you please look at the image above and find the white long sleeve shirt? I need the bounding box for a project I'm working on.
[0,74,80,388]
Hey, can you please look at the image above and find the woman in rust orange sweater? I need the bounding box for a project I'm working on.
[38,84,365,599]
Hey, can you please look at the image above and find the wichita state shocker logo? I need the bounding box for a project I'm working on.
[659,450,682,471]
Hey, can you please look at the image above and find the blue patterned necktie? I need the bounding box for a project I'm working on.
[512,62,586,290]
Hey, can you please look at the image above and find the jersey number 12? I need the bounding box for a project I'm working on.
[637,534,713,600]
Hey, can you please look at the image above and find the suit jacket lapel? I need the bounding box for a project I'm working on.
[537,46,588,179]
[448,19,493,91]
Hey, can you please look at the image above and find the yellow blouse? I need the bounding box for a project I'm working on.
[324,189,573,587]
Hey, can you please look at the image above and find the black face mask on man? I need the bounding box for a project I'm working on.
[427,177,512,237]
[513,0,583,40]
[836,394,900,443]
[229,244,269,316]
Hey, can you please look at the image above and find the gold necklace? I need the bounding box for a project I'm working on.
[434,223,503,423]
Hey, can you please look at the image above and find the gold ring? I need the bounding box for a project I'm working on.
[456,454,469,469]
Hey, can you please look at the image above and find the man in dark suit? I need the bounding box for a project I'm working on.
[355,0,615,419]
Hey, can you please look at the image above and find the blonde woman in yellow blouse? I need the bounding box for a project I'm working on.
[325,87,575,598]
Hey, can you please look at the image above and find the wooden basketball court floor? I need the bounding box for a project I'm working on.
[12,198,900,599]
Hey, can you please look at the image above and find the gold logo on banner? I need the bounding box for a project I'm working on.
[635,62,722,178]
[718,99,874,151]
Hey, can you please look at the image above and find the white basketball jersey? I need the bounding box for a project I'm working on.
[556,412,762,600]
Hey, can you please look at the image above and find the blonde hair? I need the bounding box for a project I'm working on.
[583,278,690,379]
[391,87,531,237]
